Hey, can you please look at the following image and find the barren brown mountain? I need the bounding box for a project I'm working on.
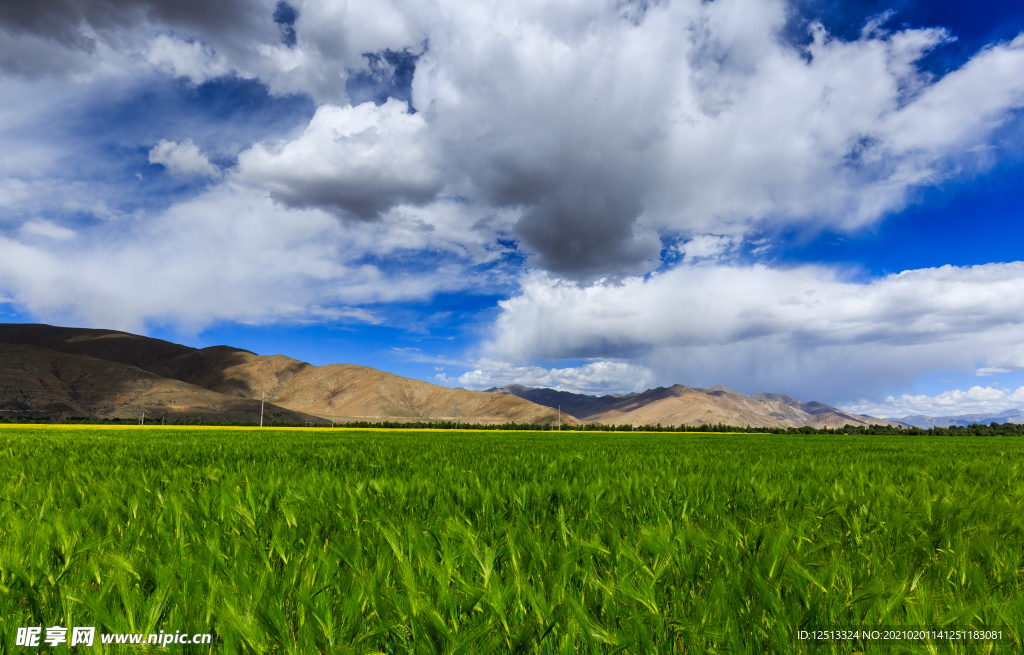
[0,343,313,423]
[2,323,889,427]
[0,323,193,368]
[146,345,577,424]
[489,383,892,428]
[0,324,575,424]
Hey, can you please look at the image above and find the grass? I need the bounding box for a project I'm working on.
[0,425,1022,654]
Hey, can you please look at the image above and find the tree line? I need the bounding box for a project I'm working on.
[4,415,1024,436]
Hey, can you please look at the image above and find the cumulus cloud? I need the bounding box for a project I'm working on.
[5,0,1024,276]
[235,99,440,218]
[145,34,231,84]
[845,386,1024,418]
[149,138,221,178]
[411,1,1024,276]
[449,359,653,395]
[481,262,1024,403]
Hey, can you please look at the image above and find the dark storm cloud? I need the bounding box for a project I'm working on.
[267,172,440,220]
[0,0,267,42]
[0,0,276,77]
[513,182,660,278]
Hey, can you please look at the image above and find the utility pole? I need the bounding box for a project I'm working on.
[141,410,145,427]
[331,415,335,428]
[454,402,459,429]
[558,405,561,431]
[260,390,265,428]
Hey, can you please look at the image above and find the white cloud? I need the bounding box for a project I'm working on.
[447,359,654,395]
[845,386,1024,418]
[678,235,734,260]
[235,99,440,218]
[481,262,1024,402]
[19,220,76,241]
[976,367,1013,377]
[0,179,34,207]
[149,138,221,178]
[0,184,491,333]
[410,1,1024,274]
[6,1,1024,276]
[145,35,232,85]
[305,306,383,325]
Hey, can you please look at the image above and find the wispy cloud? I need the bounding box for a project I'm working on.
[19,219,76,241]
[976,367,1014,377]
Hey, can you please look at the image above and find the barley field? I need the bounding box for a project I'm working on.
[0,426,1022,654]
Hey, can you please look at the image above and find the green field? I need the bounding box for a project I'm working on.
[1,426,1022,654]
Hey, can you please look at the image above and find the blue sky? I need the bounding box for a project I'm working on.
[2,0,1024,418]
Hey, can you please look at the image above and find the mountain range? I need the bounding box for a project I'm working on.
[0,324,568,425]
[1,323,900,428]
[889,409,1024,429]
[487,384,891,429]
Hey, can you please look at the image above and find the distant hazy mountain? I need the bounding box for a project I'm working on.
[0,324,574,425]
[889,409,1024,429]
[482,384,637,422]
[487,384,893,429]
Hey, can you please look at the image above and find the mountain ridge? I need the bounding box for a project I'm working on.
[1,323,900,427]
[0,342,314,423]
[0,324,575,424]
[487,383,896,429]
